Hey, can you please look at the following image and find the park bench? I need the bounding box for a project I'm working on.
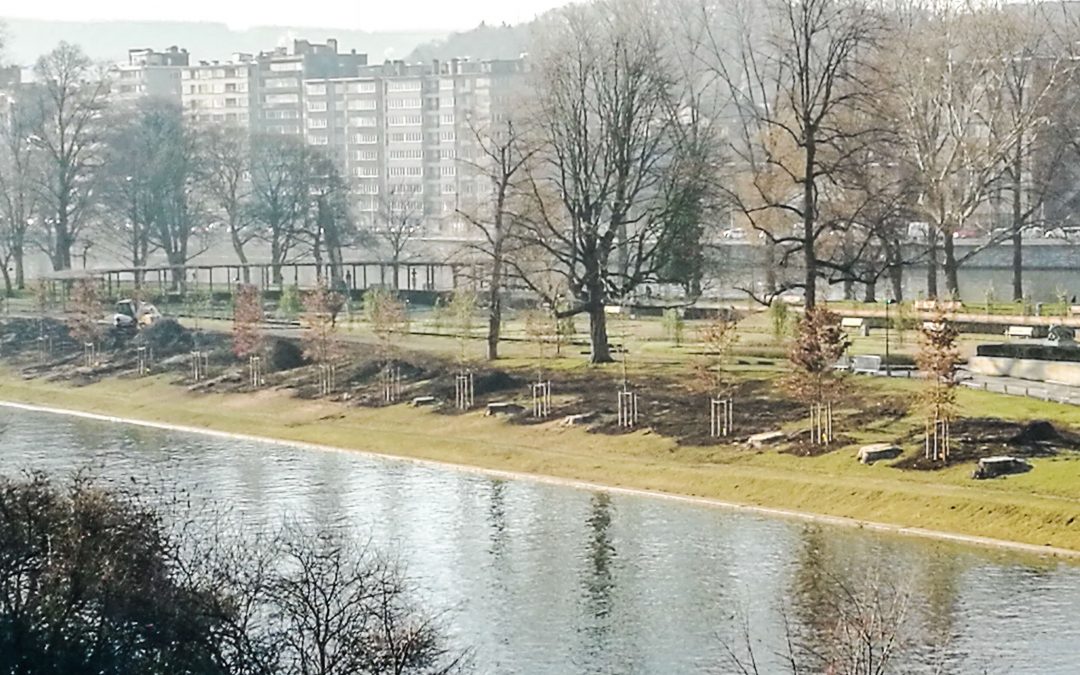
[851,355,882,374]
[833,355,852,372]
[841,316,869,337]
[1070,305,1080,317]
[914,300,962,312]
[1005,325,1037,339]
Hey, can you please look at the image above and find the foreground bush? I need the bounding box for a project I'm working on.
[0,472,468,675]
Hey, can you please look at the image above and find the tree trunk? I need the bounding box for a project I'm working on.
[843,278,854,301]
[803,148,817,309]
[487,253,503,361]
[764,239,777,295]
[863,280,876,303]
[926,230,938,299]
[943,232,959,299]
[1011,151,1024,302]
[587,303,613,364]
[13,243,24,290]
[230,225,250,283]
[1,261,12,298]
[270,233,284,286]
[890,262,903,303]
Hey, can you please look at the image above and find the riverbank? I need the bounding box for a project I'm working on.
[2,371,1078,557]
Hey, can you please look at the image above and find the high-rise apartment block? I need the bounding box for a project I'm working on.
[105,39,528,233]
[110,47,188,104]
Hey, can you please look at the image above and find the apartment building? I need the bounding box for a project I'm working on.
[110,47,188,105]
[255,39,368,136]
[302,57,529,234]
[180,54,258,126]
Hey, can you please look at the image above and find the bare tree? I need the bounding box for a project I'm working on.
[303,150,354,287]
[302,279,344,366]
[26,42,109,271]
[374,184,422,290]
[700,0,885,307]
[724,573,921,675]
[521,0,715,363]
[0,94,40,294]
[456,117,537,360]
[981,3,1079,301]
[202,124,256,281]
[881,1,1035,299]
[249,135,311,285]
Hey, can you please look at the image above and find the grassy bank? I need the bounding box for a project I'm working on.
[1,370,1078,556]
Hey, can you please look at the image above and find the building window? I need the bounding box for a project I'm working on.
[353,133,378,144]
[355,150,378,160]
[306,83,327,95]
[308,118,328,129]
[269,61,303,72]
[440,131,456,142]
[354,167,379,177]
[264,93,299,105]
[387,80,422,92]
[387,97,421,109]
[441,114,455,125]
[388,166,423,177]
[440,166,456,177]
[347,99,377,110]
[308,134,329,145]
[307,101,328,112]
[347,81,377,94]
[351,116,377,127]
[388,149,423,160]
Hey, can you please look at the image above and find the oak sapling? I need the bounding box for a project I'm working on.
[696,312,740,437]
[786,305,850,445]
[68,279,103,366]
[917,306,959,462]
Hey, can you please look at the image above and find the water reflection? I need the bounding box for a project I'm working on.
[0,407,1078,674]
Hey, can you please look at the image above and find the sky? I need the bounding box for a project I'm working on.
[1,0,568,31]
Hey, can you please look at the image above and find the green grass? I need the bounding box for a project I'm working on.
[1,368,1078,556]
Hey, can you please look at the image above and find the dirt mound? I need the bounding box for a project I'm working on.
[136,319,192,356]
[893,417,1078,470]
[1009,420,1065,445]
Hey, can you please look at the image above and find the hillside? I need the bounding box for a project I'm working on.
[0,18,446,66]
[407,22,532,63]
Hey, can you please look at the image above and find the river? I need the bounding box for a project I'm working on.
[0,406,1076,674]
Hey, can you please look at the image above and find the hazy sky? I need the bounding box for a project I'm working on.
[3,0,567,31]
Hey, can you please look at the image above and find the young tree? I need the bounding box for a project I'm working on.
[67,277,102,347]
[700,0,885,308]
[302,279,344,366]
[26,42,109,271]
[786,305,850,445]
[231,283,263,359]
[364,287,409,364]
[457,117,537,360]
[447,287,478,364]
[916,306,959,462]
[521,0,716,363]
[696,311,740,399]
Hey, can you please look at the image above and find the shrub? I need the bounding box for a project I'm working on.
[278,284,302,319]
[268,338,308,372]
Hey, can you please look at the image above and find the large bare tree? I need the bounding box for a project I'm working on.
[201,124,256,281]
[521,0,715,363]
[0,93,40,294]
[249,134,311,285]
[700,0,885,307]
[26,42,109,271]
[457,117,537,360]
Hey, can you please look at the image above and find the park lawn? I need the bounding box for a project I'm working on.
[0,368,1078,555]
